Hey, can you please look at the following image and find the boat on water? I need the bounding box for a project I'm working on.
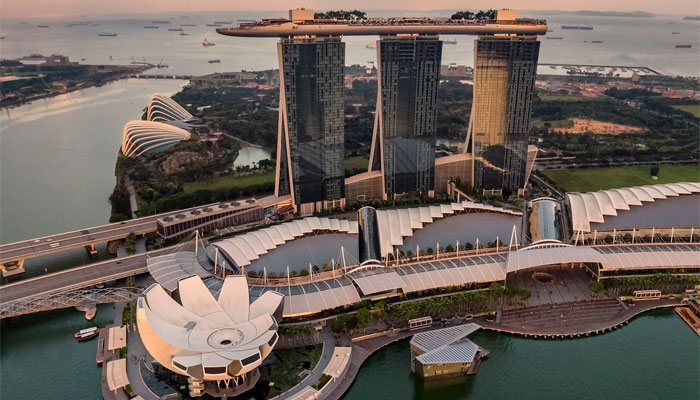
[208,59,221,63]
[546,36,563,40]
[144,26,159,29]
[81,58,86,61]
[38,25,49,28]
[206,24,222,27]
[672,31,680,34]
[214,21,232,25]
[366,42,377,48]
[98,32,117,37]
[180,32,190,36]
[675,44,692,48]
[75,327,98,342]
[444,39,457,45]
[202,38,216,46]
[169,28,183,31]
[592,40,604,43]
[152,20,170,24]
[561,25,593,30]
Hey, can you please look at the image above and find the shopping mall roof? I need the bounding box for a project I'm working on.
[567,183,700,233]
[506,245,606,273]
[375,202,521,258]
[594,244,700,270]
[249,277,361,317]
[347,267,408,295]
[396,254,507,293]
[211,217,358,269]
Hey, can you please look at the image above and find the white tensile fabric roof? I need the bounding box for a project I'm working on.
[395,254,507,293]
[347,268,408,295]
[374,202,522,258]
[147,252,211,291]
[106,358,129,391]
[250,277,361,317]
[594,244,700,270]
[212,217,358,268]
[566,182,700,232]
[506,245,607,273]
[107,325,127,351]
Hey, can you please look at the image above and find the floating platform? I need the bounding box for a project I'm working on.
[675,306,700,336]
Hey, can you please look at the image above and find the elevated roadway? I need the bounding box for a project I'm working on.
[0,215,161,270]
[0,248,172,304]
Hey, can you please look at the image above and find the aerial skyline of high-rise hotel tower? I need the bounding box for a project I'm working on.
[369,35,442,198]
[275,35,346,214]
[218,8,546,211]
[468,34,541,195]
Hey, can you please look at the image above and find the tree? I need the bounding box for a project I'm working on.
[650,165,660,177]
[299,269,309,276]
[489,282,504,300]
[372,301,387,318]
[445,244,455,253]
[125,232,136,255]
[590,280,605,293]
[356,308,373,329]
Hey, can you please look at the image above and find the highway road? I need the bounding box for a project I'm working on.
[0,247,172,304]
[0,216,161,264]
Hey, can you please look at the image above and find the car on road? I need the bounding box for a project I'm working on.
[49,242,60,248]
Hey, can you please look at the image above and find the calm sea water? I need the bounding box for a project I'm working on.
[343,308,700,400]
[0,11,698,76]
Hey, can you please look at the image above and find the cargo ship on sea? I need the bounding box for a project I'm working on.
[98,32,117,37]
[561,25,593,30]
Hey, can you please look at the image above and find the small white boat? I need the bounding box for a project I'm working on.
[75,327,98,342]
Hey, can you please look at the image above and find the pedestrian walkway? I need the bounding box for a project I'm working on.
[276,329,335,399]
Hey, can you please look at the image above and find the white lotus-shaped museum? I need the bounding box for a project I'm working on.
[137,275,284,384]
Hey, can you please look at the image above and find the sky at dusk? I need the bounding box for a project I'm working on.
[1,0,699,19]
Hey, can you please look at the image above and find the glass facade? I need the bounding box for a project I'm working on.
[372,36,442,196]
[278,37,345,205]
[472,36,540,192]
[358,206,382,263]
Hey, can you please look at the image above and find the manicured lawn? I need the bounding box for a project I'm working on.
[671,104,700,118]
[539,95,605,102]
[345,156,370,171]
[182,170,275,193]
[541,165,700,192]
[532,119,574,129]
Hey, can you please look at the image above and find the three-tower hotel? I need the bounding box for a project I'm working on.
[218,9,546,214]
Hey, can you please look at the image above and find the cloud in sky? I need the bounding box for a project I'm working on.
[2,0,698,18]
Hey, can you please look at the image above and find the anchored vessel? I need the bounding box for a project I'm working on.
[75,327,98,341]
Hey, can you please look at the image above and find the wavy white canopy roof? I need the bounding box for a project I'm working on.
[137,275,283,381]
[210,217,358,269]
[121,120,191,157]
[147,93,194,123]
[567,183,700,232]
[375,202,522,258]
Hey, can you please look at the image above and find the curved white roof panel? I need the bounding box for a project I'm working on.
[137,275,283,381]
[595,244,700,270]
[507,246,607,273]
[147,93,194,123]
[211,218,357,269]
[568,183,700,233]
[121,120,191,158]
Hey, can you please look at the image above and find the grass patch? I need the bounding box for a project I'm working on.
[345,156,370,171]
[541,165,700,192]
[539,95,604,102]
[182,170,275,193]
[532,119,574,129]
[671,104,700,118]
[259,344,323,398]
